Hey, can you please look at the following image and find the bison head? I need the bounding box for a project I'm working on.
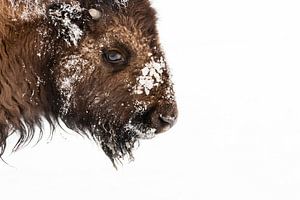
[1,0,178,165]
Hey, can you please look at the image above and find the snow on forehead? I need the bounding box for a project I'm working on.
[9,0,46,21]
[8,0,130,21]
[48,2,83,46]
[114,0,129,6]
[9,1,83,46]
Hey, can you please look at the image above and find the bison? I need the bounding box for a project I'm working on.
[0,0,178,165]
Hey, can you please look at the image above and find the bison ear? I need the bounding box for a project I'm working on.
[47,3,88,46]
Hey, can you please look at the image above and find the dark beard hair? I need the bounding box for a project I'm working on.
[91,123,139,167]
[0,108,155,168]
[62,112,141,168]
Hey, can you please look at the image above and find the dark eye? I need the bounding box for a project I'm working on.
[103,50,126,65]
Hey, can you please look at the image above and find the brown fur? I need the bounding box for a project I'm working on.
[0,0,177,164]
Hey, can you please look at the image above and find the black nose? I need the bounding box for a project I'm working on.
[159,115,177,130]
[144,102,178,134]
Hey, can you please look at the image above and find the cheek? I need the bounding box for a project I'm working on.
[55,54,95,115]
[86,76,147,119]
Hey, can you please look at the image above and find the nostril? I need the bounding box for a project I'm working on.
[158,114,177,133]
[159,115,176,127]
[136,103,178,134]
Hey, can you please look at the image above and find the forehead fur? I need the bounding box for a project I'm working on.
[84,0,158,39]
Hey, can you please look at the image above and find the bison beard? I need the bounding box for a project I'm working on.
[64,106,156,164]
[0,0,178,166]
[71,115,142,165]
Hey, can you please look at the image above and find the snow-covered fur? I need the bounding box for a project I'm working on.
[0,0,177,165]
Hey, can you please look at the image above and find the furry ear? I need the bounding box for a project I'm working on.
[47,2,85,46]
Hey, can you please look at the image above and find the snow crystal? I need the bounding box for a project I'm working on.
[134,57,166,95]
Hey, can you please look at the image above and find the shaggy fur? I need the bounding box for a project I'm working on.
[0,0,177,165]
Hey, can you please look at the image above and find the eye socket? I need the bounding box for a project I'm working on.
[103,49,127,65]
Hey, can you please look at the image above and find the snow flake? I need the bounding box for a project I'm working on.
[133,57,166,95]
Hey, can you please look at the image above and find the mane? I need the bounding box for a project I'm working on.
[0,35,56,156]
[0,0,57,156]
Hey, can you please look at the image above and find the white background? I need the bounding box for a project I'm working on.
[1,0,300,199]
